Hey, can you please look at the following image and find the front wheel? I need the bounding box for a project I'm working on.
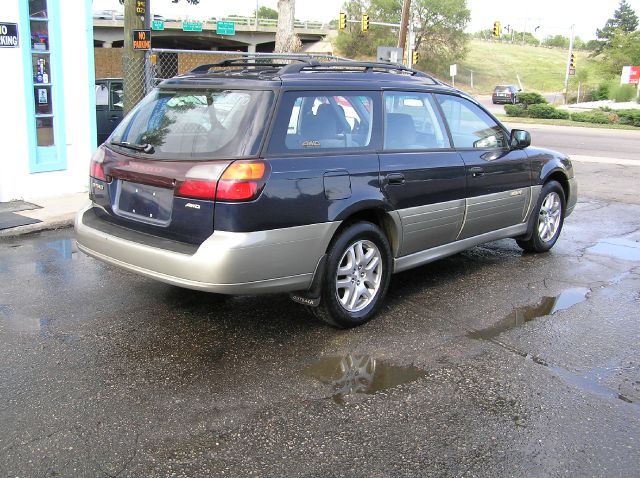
[517,181,566,252]
[311,222,392,328]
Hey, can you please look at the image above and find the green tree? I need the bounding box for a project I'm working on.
[595,0,639,52]
[335,0,470,74]
[542,34,570,48]
[255,6,278,19]
[599,30,640,76]
[413,0,470,75]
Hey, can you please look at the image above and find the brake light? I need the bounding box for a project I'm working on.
[216,161,267,201]
[90,147,107,181]
[175,179,217,200]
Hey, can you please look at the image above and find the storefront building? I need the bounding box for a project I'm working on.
[0,0,96,202]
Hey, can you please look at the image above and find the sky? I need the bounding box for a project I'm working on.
[93,0,640,40]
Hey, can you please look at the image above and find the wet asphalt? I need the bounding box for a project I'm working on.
[1,186,640,476]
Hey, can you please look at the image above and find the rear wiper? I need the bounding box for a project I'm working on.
[110,141,155,154]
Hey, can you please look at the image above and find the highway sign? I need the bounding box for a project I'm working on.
[182,21,203,32]
[216,21,236,35]
[151,20,164,30]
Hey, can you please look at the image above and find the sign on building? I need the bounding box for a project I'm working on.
[0,22,19,48]
[216,21,235,35]
[133,29,151,50]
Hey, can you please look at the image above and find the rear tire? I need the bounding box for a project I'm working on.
[517,181,566,253]
[311,222,392,328]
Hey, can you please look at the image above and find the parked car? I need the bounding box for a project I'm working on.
[492,85,521,104]
[76,58,577,328]
[95,78,123,145]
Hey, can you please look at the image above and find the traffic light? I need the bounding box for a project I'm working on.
[339,12,347,31]
[493,21,501,37]
[361,13,369,32]
[569,53,575,68]
[412,50,418,64]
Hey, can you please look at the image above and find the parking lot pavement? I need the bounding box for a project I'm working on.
[1,166,639,476]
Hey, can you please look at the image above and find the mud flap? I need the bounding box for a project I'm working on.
[289,254,327,307]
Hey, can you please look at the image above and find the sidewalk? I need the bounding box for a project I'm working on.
[0,192,88,238]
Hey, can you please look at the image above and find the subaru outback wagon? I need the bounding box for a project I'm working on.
[75,58,577,328]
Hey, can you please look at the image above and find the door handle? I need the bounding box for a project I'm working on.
[386,173,406,185]
[109,115,119,120]
[469,167,485,177]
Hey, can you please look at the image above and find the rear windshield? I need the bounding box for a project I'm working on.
[109,88,274,160]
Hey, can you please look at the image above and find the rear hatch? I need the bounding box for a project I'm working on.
[88,86,274,245]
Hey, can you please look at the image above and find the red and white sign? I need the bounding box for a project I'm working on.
[621,65,640,85]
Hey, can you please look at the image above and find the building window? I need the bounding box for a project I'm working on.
[29,0,54,147]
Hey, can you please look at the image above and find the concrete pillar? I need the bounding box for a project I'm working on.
[247,43,257,54]
[102,41,113,48]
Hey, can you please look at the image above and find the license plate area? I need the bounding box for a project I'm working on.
[113,180,173,226]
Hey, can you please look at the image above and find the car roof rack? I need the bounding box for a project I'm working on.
[277,60,441,83]
[188,55,441,84]
[189,54,340,74]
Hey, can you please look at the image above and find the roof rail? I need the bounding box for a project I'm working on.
[189,53,344,74]
[277,60,440,82]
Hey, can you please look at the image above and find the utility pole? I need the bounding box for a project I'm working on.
[563,24,575,105]
[123,0,149,114]
[397,0,411,50]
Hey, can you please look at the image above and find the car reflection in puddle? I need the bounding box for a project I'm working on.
[304,354,426,404]
[468,287,591,341]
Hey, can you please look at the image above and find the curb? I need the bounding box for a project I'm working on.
[0,216,74,238]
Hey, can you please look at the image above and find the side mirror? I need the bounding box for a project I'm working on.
[510,129,530,150]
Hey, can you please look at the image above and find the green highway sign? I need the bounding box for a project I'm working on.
[151,20,164,30]
[182,20,203,32]
[216,21,236,35]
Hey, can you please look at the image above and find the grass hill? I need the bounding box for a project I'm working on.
[449,39,607,95]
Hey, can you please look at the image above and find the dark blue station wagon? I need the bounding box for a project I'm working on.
[75,58,577,328]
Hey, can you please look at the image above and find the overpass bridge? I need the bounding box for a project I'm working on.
[94,16,332,52]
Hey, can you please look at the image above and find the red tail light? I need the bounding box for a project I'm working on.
[89,147,108,181]
[216,161,267,202]
[176,179,217,200]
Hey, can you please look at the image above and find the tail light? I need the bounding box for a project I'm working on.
[175,161,268,202]
[89,147,108,182]
[216,161,267,202]
[176,179,217,200]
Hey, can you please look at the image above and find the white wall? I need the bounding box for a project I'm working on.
[0,2,31,202]
[0,0,95,202]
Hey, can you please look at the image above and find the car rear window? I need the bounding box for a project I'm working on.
[109,88,274,160]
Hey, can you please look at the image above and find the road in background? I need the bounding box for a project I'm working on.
[503,122,640,160]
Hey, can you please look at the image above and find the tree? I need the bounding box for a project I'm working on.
[412,0,470,75]
[598,30,640,76]
[595,0,639,52]
[275,0,301,52]
[255,6,278,19]
[334,0,470,75]
[542,34,570,48]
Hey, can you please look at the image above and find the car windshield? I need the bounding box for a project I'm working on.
[109,88,274,160]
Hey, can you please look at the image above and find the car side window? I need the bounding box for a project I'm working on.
[436,94,508,149]
[96,83,108,108]
[383,92,449,150]
[110,82,123,111]
[269,91,375,153]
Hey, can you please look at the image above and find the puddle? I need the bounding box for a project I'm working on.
[45,239,75,260]
[304,355,426,403]
[468,287,590,340]
[587,238,640,262]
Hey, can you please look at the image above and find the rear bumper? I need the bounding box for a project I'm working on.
[75,203,339,294]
